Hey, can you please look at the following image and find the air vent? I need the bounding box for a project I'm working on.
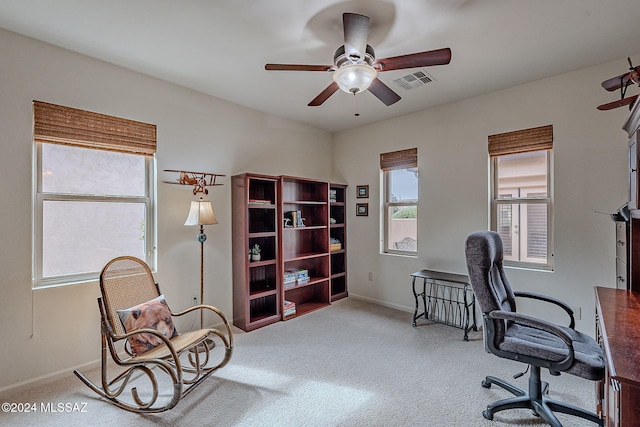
[393,69,435,91]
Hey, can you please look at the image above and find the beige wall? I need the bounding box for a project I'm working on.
[333,56,637,334]
[0,29,332,391]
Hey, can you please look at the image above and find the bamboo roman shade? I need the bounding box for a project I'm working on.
[380,147,418,171]
[488,124,553,157]
[33,101,157,155]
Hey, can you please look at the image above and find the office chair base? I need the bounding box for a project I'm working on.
[481,367,603,427]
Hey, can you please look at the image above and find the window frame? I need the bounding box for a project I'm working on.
[380,146,418,256]
[32,101,157,288]
[382,168,419,256]
[33,143,157,288]
[490,149,554,270]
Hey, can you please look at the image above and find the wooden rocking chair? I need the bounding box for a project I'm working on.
[73,256,233,413]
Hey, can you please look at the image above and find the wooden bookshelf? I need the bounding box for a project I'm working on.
[280,176,330,319]
[232,174,281,331]
[233,175,348,330]
[330,183,348,301]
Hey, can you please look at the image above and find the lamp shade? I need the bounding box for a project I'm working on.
[184,198,218,226]
[332,63,377,94]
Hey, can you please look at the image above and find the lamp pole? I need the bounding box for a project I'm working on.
[197,224,206,329]
[184,197,218,330]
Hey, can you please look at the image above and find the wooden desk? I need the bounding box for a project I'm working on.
[595,286,640,427]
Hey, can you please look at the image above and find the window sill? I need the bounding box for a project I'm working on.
[503,262,554,273]
[382,251,418,258]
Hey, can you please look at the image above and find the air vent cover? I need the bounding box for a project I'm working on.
[393,69,435,91]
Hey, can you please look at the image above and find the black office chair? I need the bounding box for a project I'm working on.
[464,231,604,427]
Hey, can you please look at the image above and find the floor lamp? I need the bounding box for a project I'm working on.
[184,197,218,329]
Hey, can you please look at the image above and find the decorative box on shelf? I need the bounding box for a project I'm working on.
[285,269,310,287]
[295,269,309,284]
[330,237,342,252]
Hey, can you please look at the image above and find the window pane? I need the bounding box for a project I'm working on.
[496,202,547,263]
[42,144,146,196]
[42,201,146,277]
[497,204,514,258]
[389,168,418,201]
[496,151,547,197]
[526,203,547,259]
[387,205,417,252]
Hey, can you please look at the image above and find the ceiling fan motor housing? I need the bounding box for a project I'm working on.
[332,44,377,94]
[334,44,376,68]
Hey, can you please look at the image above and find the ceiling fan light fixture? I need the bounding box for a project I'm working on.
[332,63,377,94]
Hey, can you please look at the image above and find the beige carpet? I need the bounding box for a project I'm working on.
[0,298,599,426]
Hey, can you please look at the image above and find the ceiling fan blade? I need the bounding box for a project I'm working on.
[374,47,452,72]
[343,13,370,61]
[308,82,340,106]
[265,64,335,72]
[597,94,638,111]
[368,78,401,106]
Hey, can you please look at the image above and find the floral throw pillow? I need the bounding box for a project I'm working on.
[116,294,179,356]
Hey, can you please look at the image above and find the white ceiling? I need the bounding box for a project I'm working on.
[1,0,639,133]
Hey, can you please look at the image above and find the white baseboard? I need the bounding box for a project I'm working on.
[0,358,101,396]
[0,320,231,396]
[347,293,414,314]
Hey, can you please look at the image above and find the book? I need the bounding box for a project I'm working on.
[283,300,296,317]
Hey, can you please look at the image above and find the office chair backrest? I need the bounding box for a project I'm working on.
[465,231,517,345]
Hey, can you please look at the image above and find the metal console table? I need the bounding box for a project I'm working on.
[411,269,477,341]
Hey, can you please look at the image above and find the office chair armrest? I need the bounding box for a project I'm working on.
[488,310,575,371]
[514,291,575,329]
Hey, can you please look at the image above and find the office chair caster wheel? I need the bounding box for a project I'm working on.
[483,409,493,420]
[482,379,491,388]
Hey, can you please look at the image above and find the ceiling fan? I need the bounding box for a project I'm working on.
[265,12,452,107]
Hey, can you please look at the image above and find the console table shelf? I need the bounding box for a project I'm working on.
[411,269,477,341]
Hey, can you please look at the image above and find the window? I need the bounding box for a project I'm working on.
[381,148,418,255]
[489,125,553,270]
[33,101,157,287]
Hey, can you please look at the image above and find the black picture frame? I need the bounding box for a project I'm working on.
[356,185,369,198]
[356,203,368,216]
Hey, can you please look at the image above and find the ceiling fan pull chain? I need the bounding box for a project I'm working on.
[354,92,360,117]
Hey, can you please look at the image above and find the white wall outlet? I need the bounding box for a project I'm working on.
[572,306,581,320]
[368,272,373,282]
